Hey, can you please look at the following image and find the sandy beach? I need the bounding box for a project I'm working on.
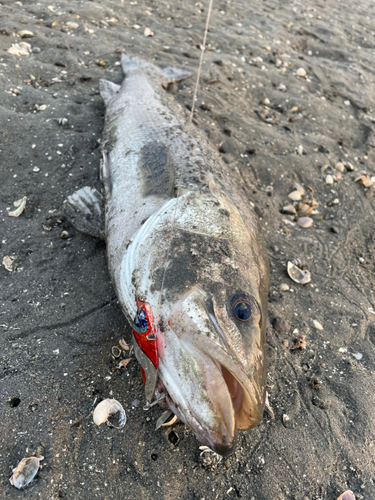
[1,0,375,498]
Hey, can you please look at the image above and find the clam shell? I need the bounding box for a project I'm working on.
[288,190,302,201]
[10,456,43,489]
[93,398,126,429]
[297,217,313,228]
[337,491,355,500]
[287,261,311,284]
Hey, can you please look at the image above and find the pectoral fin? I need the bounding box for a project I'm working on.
[63,186,104,239]
[99,79,121,106]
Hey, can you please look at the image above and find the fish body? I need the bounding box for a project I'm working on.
[65,55,269,456]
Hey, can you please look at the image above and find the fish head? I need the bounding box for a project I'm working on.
[144,188,269,456]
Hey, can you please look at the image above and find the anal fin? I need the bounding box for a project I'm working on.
[63,187,104,239]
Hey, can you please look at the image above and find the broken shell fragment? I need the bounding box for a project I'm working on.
[287,261,311,284]
[8,196,27,217]
[10,456,43,489]
[337,491,356,500]
[155,410,178,430]
[297,216,313,228]
[93,399,126,429]
[8,42,32,56]
[2,256,16,272]
[119,338,130,350]
[116,358,132,369]
[355,174,373,188]
[296,203,312,216]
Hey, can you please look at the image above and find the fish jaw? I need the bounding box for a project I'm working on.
[157,327,237,456]
[166,287,266,434]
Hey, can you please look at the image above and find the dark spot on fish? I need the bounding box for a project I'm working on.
[138,142,175,198]
[219,208,230,217]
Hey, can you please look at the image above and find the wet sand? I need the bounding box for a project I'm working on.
[1,0,375,498]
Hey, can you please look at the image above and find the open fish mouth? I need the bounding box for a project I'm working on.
[158,335,264,456]
[209,357,263,431]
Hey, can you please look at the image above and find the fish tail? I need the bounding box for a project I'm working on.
[121,53,191,87]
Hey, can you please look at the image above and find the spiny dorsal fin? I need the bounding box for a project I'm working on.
[99,79,121,106]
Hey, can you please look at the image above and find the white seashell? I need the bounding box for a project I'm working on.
[10,456,43,489]
[312,320,323,330]
[8,196,27,217]
[144,27,154,37]
[296,67,306,77]
[288,190,302,201]
[287,261,311,284]
[93,398,126,428]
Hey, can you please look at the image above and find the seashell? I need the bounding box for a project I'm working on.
[10,456,43,489]
[282,204,296,215]
[156,410,176,430]
[337,491,355,500]
[2,256,16,272]
[65,22,79,29]
[335,162,345,173]
[93,398,126,428]
[116,358,132,369]
[293,183,305,195]
[288,190,302,201]
[296,67,306,77]
[325,174,334,184]
[297,217,313,228]
[312,320,323,330]
[8,196,27,217]
[8,42,31,56]
[17,30,34,38]
[287,261,311,284]
[296,203,312,216]
[144,27,154,37]
[355,175,373,188]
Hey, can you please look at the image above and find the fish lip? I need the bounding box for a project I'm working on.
[166,391,237,457]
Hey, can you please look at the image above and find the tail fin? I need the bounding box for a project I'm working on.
[121,53,191,88]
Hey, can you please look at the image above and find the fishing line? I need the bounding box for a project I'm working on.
[154,0,214,322]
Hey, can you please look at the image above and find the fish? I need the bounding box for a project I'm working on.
[64,54,269,456]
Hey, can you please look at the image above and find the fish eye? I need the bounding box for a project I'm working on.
[233,301,252,321]
[230,293,261,326]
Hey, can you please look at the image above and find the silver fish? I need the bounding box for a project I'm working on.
[64,54,269,456]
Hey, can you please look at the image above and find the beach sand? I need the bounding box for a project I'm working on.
[1,0,375,498]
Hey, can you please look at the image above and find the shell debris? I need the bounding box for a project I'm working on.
[93,398,126,429]
[10,456,44,489]
[2,256,16,272]
[8,196,27,217]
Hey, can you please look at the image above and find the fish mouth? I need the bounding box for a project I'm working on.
[210,357,263,431]
[159,336,263,456]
